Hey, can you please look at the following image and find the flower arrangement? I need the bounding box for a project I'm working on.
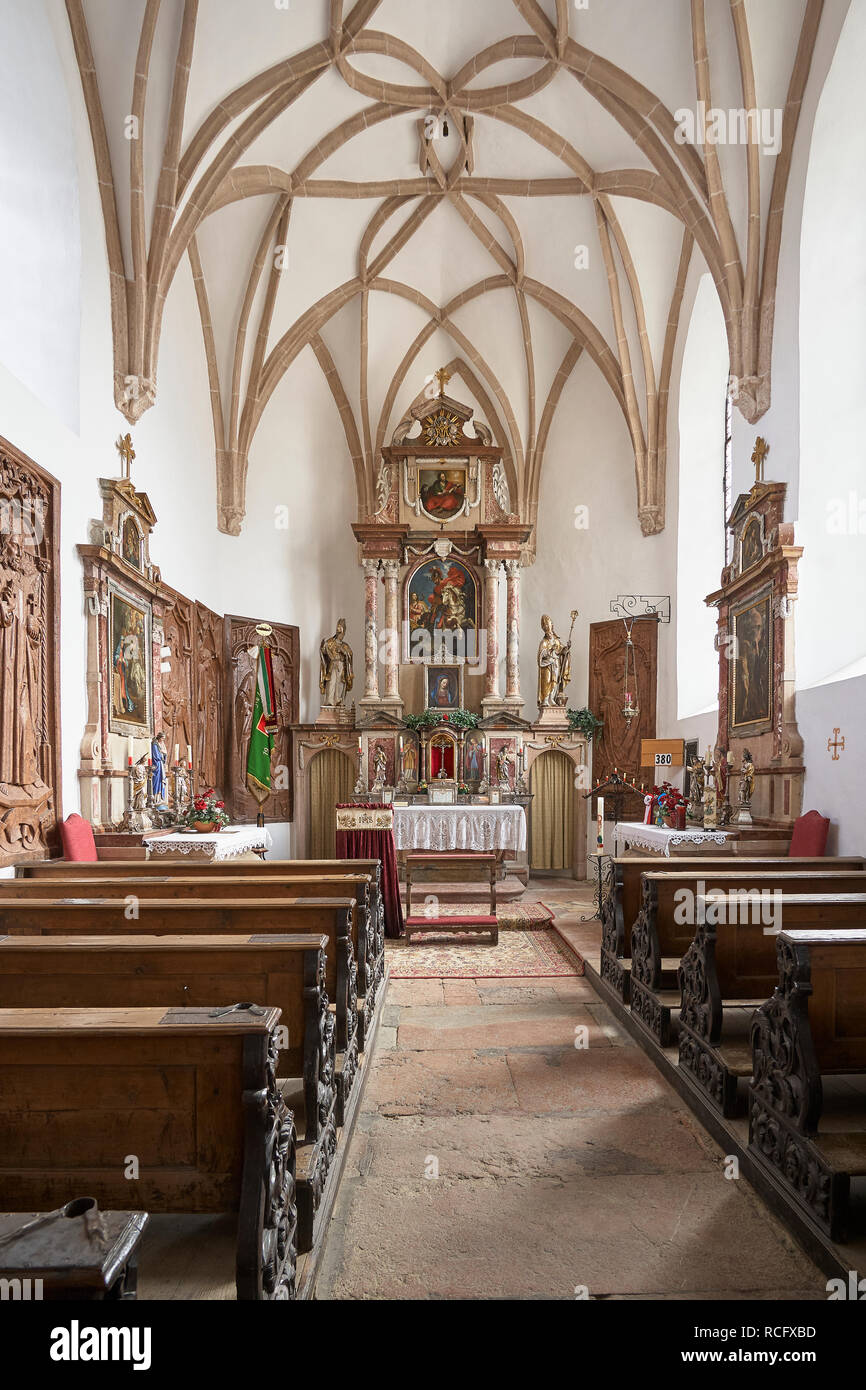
[566,707,604,740]
[403,708,479,732]
[182,788,230,831]
[651,781,686,828]
[457,781,469,796]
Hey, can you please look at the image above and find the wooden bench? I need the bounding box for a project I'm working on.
[0,934,336,1253]
[0,1005,296,1300]
[0,895,359,1126]
[1,872,382,1051]
[629,869,866,1046]
[18,859,387,1031]
[750,928,866,1239]
[678,893,866,1117]
[600,855,866,1003]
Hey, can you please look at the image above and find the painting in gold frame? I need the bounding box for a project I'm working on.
[108,582,152,736]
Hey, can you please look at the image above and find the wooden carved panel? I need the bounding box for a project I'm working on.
[225,615,299,822]
[0,435,61,861]
[195,602,225,795]
[588,618,657,820]
[160,588,195,766]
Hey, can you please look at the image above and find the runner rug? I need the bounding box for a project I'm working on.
[387,923,585,980]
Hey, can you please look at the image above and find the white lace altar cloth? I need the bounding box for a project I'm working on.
[393,804,526,853]
[614,821,733,858]
[146,826,273,861]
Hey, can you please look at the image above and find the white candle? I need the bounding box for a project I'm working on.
[174,743,179,763]
[127,736,133,764]
[187,745,192,765]
[597,796,604,848]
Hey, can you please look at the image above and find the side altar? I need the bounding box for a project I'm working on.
[290,370,587,879]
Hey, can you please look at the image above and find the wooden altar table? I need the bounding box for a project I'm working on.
[393,804,526,855]
[145,825,273,863]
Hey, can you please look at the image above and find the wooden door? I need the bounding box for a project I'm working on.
[225,615,299,823]
[587,618,657,821]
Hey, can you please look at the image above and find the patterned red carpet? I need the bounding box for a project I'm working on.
[387,923,584,979]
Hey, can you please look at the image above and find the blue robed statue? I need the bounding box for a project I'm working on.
[151,730,168,804]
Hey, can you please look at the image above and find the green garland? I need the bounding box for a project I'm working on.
[403,707,479,732]
[566,706,604,740]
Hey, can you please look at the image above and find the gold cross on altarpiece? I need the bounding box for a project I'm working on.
[434,366,452,398]
[751,435,769,485]
[116,432,136,480]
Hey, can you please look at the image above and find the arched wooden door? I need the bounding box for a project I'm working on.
[530,749,575,872]
[308,749,355,858]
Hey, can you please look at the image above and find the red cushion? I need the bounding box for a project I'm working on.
[60,814,98,862]
[788,810,830,858]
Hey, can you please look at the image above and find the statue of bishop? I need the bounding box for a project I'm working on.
[319,619,354,708]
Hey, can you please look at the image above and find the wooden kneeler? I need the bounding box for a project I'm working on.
[404,852,498,945]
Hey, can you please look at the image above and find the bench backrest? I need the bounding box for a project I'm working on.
[781,929,866,1072]
[0,1005,278,1213]
[613,856,866,956]
[19,857,381,878]
[699,893,866,998]
[644,870,866,959]
[0,896,354,1001]
[0,933,326,1083]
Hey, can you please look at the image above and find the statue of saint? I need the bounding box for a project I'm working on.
[130,756,149,811]
[150,730,168,804]
[496,744,513,786]
[371,742,388,790]
[319,619,354,707]
[537,613,571,711]
[739,749,755,807]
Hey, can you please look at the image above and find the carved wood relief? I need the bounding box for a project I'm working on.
[195,601,225,794]
[0,434,61,862]
[588,617,658,820]
[225,615,299,822]
[160,587,195,768]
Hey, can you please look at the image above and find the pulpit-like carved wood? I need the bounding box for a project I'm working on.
[160,588,195,767]
[225,615,299,822]
[0,435,61,862]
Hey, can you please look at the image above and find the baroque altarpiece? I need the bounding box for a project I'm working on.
[78,463,299,831]
[291,379,588,878]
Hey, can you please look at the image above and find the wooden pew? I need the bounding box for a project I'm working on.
[0,895,359,1125]
[600,854,866,1003]
[0,873,382,1050]
[678,893,866,1117]
[0,1005,297,1300]
[629,869,866,1046]
[18,858,387,1028]
[750,928,866,1239]
[0,934,336,1253]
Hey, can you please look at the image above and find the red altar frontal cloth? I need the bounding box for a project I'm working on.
[335,803,405,938]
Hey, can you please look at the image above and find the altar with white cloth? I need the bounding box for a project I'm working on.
[393,803,526,855]
[146,824,273,862]
[614,821,734,858]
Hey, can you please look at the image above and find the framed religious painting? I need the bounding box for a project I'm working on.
[417,466,467,523]
[405,556,478,662]
[729,586,773,736]
[121,514,143,570]
[425,662,463,711]
[108,580,152,737]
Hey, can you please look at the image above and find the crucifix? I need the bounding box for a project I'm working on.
[751,435,769,486]
[115,432,135,480]
[434,366,452,398]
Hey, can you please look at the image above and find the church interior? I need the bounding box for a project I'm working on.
[1,0,865,1343]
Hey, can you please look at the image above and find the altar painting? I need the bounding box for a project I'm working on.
[463,732,486,782]
[406,557,478,661]
[730,591,772,732]
[425,663,463,711]
[109,584,152,735]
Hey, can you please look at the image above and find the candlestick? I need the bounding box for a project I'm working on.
[597,795,605,849]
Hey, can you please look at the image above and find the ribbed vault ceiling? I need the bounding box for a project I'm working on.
[66,0,823,537]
